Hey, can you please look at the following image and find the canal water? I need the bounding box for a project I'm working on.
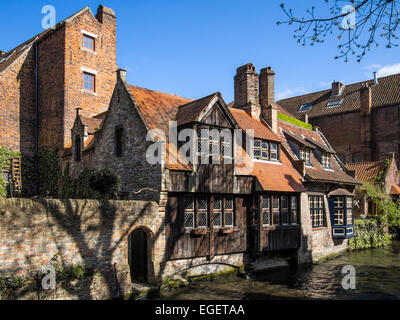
[160,241,400,300]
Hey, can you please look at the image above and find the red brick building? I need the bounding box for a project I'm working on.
[0,5,116,155]
[277,74,400,168]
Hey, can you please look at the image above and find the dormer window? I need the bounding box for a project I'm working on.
[326,99,343,108]
[321,153,332,169]
[253,139,280,162]
[300,147,311,166]
[298,103,312,112]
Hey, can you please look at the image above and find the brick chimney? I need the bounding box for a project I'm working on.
[263,104,278,134]
[360,84,372,115]
[234,63,261,119]
[259,66,275,109]
[96,5,116,24]
[332,81,344,96]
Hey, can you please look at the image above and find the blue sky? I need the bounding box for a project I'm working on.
[1,0,399,102]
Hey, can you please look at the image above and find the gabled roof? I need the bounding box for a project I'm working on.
[278,119,360,185]
[278,73,400,119]
[345,160,387,183]
[0,6,92,74]
[175,93,217,126]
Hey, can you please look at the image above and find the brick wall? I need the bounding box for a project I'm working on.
[310,105,400,167]
[0,198,165,293]
[0,46,36,155]
[63,7,117,150]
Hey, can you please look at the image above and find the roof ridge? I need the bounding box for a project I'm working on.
[177,92,218,109]
[346,160,385,166]
[127,84,192,101]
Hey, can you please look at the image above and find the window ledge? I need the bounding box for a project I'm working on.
[81,47,97,54]
[81,89,97,96]
[262,225,299,231]
[312,227,328,231]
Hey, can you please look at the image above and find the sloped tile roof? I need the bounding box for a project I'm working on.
[278,73,400,119]
[127,85,193,171]
[234,143,305,193]
[229,107,282,142]
[345,161,386,183]
[81,116,102,134]
[175,93,218,126]
[278,120,360,185]
[128,85,192,133]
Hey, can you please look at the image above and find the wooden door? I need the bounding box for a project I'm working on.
[130,228,148,283]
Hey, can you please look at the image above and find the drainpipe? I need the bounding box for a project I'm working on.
[34,43,39,195]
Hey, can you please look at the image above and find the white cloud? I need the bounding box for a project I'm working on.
[364,62,400,78]
[276,87,309,100]
[364,64,382,71]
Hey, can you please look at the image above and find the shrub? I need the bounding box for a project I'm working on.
[349,219,391,251]
[61,168,121,200]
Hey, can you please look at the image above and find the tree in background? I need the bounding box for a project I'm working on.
[278,0,399,62]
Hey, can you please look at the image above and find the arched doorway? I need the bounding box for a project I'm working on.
[129,228,148,283]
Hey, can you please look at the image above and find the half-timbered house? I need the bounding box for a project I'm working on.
[63,64,359,283]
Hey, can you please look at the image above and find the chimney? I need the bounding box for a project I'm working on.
[259,66,275,114]
[264,104,278,134]
[360,84,372,115]
[302,114,309,124]
[96,5,116,24]
[234,63,260,119]
[332,81,344,96]
[117,68,127,83]
[374,72,379,86]
[83,125,89,138]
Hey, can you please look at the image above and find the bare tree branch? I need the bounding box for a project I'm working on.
[277,0,399,62]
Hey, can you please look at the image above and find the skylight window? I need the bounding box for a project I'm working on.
[298,103,312,112]
[326,99,343,108]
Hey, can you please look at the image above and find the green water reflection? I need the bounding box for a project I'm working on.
[161,241,400,300]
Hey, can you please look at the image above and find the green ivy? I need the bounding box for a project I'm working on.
[277,112,313,130]
[21,147,62,198]
[358,182,400,232]
[0,147,21,198]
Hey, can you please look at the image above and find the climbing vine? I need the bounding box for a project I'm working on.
[0,147,20,198]
[358,182,400,234]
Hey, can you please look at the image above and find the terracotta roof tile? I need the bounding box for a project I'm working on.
[176,93,218,126]
[128,85,193,171]
[345,161,386,183]
[229,107,282,142]
[81,116,102,134]
[390,185,400,195]
[278,73,400,119]
[234,138,305,193]
[128,85,192,133]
